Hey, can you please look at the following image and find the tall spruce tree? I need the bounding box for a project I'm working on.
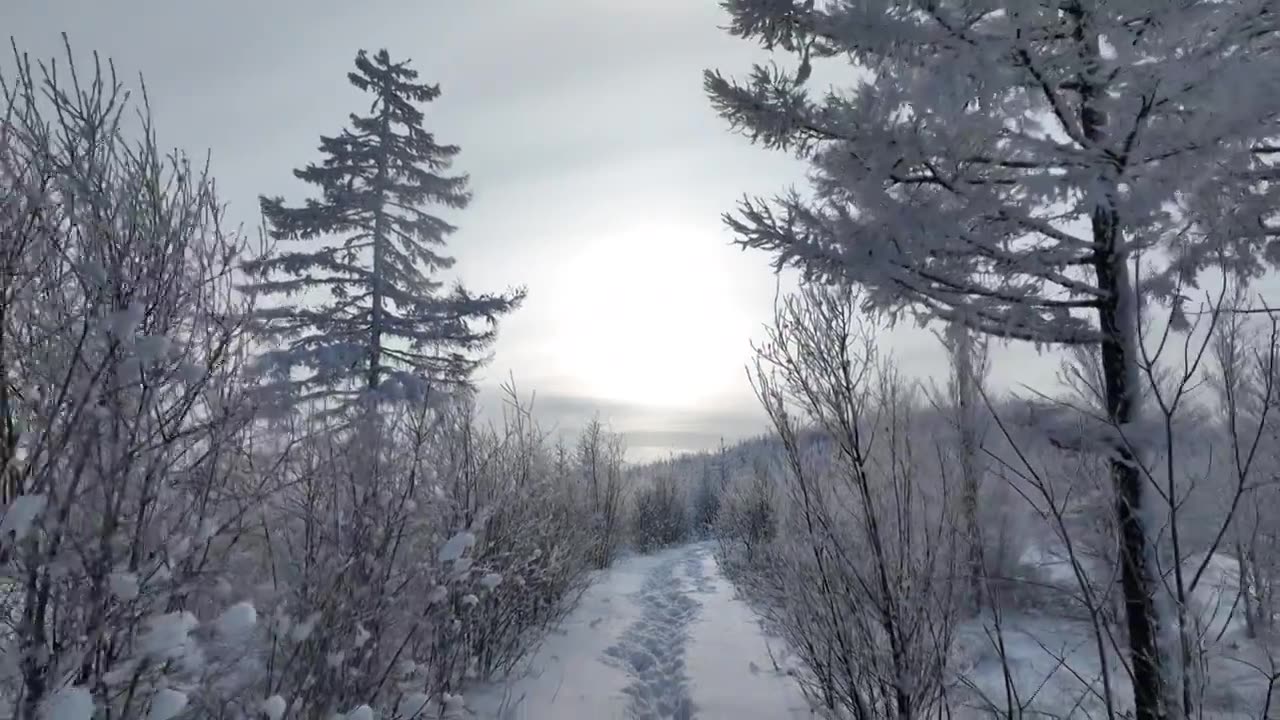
[244,49,523,407]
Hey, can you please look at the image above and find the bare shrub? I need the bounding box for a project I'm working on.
[739,286,961,720]
[575,418,626,569]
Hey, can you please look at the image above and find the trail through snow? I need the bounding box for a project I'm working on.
[470,543,811,719]
[602,548,700,719]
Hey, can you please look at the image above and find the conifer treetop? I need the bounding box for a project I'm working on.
[243,48,524,409]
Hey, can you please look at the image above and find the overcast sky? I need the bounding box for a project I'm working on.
[7,1,1063,459]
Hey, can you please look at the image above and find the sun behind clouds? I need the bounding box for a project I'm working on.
[546,223,752,410]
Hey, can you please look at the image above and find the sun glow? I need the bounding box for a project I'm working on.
[544,225,753,410]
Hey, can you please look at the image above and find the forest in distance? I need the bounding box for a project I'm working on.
[4,2,1280,719]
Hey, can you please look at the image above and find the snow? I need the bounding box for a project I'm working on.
[140,611,198,659]
[40,687,94,720]
[468,543,809,719]
[1186,552,1247,640]
[260,696,287,720]
[291,611,320,642]
[947,548,1277,717]
[1,494,47,541]
[1019,541,1088,588]
[345,704,373,720]
[1098,34,1118,61]
[106,302,145,339]
[396,693,430,719]
[108,570,140,601]
[953,614,1134,717]
[197,518,219,542]
[167,535,190,559]
[683,549,811,719]
[78,260,107,287]
[468,550,658,717]
[147,688,188,720]
[479,573,503,590]
[103,663,138,686]
[134,334,172,363]
[177,362,206,384]
[439,531,475,563]
[600,551,701,718]
[216,601,257,638]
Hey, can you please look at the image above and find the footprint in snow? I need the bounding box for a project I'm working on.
[602,547,704,720]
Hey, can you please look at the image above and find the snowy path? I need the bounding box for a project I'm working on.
[470,543,812,719]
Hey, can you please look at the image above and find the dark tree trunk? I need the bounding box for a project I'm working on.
[1095,223,1165,720]
[1074,4,1166,714]
[368,83,391,393]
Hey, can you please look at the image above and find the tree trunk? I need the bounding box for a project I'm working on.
[950,322,984,613]
[1073,4,1166,715]
[1237,543,1259,639]
[1095,227,1165,720]
[368,84,391,392]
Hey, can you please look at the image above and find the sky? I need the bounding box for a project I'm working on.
[6,1,1064,459]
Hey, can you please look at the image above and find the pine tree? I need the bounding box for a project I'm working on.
[707,3,1280,718]
[244,49,523,407]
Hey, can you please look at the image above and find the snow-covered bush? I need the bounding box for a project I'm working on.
[574,419,626,568]
[219,387,598,719]
[714,455,777,567]
[630,465,689,553]
[0,42,273,720]
[688,453,723,539]
[437,392,597,681]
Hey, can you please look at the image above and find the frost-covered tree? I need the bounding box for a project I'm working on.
[244,49,523,406]
[707,3,1280,718]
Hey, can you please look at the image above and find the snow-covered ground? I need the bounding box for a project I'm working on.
[468,543,812,719]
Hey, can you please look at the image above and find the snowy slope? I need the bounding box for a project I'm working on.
[469,544,812,719]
